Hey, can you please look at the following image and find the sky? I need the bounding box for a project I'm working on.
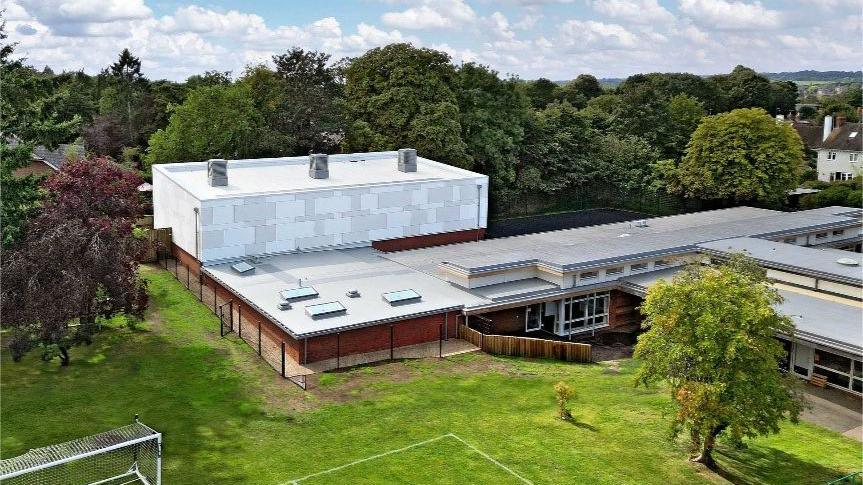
[4,0,861,82]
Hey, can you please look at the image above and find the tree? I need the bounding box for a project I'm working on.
[523,78,560,109]
[634,256,805,468]
[146,84,266,166]
[1,157,149,366]
[518,103,594,193]
[553,382,575,420]
[588,133,660,191]
[664,94,705,159]
[343,43,469,167]
[768,80,798,117]
[560,74,603,107]
[669,108,804,205]
[710,65,771,111]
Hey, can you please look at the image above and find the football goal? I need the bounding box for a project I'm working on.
[0,417,161,485]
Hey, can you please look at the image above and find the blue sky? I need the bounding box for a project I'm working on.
[5,0,860,81]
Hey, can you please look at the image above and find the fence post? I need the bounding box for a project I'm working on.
[229,300,234,332]
[390,326,394,361]
[336,333,340,369]
[281,342,286,377]
[439,323,443,358]
[199,273,203,301]
[219,308,225,337]
[238,306,242,339]
[186,264,190,288]
[258,322,262,355]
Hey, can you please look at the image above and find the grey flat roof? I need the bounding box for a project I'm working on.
[383,206,860,275]
[778,289,862,356]
[618,267,684,297]
[153,151,485,200]
[698,237,862,286]
[203,247,489,338]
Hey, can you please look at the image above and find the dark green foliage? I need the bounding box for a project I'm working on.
[710,65,772,111]
[800,178,862,209]
[523,77,561,109]
[560,74,603,108]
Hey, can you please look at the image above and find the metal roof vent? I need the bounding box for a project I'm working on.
[634,219,649,228]
[346,289,361,298]
[309,153,329,179]
[207,159,228,186]
[836,257,859,266]
[398,148,417,173]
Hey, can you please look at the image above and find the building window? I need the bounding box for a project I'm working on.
[827,151,837,160]
[560,292,610,336]
[851,153,859,162]
[833,229,845,237]
[605,267,623,276]
[815,232,828,239]
[812,349,861,393]
[630,263,648,272]
[783,237,797,244]
[579,271,598,280]
[833,171,854,181]
[653,259,670,268]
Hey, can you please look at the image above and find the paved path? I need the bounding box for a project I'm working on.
[800,385,862,441]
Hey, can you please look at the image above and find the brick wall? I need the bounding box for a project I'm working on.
[476,308,523,334]
[172,243,202,277]
[372,228,485,252]
[609,290,642,329]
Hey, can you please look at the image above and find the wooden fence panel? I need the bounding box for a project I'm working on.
[459,325,591,363]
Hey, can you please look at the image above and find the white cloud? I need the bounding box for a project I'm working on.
[558,20,639,50]
[381,0,475,30]
[679,0,781,30]
[591,0,675,24]
[483,12,515,40]
[16,0,151,35]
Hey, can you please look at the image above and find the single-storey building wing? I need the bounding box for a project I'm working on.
[153,150,862,393]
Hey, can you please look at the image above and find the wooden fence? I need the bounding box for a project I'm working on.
[458,325,591,363]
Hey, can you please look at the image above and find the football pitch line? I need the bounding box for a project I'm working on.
[283,432,533,485]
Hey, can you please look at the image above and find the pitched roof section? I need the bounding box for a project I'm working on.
[792,122,823,150]
[819,122,863,152]
[31,143,85,170]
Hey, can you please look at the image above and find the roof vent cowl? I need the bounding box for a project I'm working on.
[309,153,329,179]
[207,159,228,187]
[398,148,417,173]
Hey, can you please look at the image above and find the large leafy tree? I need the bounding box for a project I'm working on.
[518,103,594,193]
[560,74,603,108]
[668,108,804,205]
[710,65,771,111]
[342,43,469,167]
[634,256,804,469]
[522,77,560,109]
[1,157,149,366]
[0,18,79,247]
[146,84,265,165]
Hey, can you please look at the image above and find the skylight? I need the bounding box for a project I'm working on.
[850,132,858,138]
[382,289,422,305]
[305,301,346,318]
[279,286,319,301]
[231,261,255,274]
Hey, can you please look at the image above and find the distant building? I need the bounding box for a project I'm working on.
[9,141,85,178]
[816,115,862,181]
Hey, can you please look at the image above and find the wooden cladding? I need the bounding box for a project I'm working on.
[458,325,591,363]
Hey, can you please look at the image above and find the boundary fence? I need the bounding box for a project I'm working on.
[458,325,591,363]
[155,250,457,390]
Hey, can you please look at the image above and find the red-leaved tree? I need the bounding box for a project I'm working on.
[1,157,149,365]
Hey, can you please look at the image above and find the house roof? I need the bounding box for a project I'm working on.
[382,207,861,276]
[819,122,863,152]
[32,143,85,170]
[698,237,863,286]
[793,122,824,150]
[777,289,862,356]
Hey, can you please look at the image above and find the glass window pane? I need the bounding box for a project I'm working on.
[814,366,851,388]
[814,349,852,374]
[854,361,862,379]
[854,378,862,393]
[564,301,571,321]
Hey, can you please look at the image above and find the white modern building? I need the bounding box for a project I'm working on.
[153,150,489,263]
[816,115,862,182]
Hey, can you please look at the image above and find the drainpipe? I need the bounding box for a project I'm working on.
[476,184,482,241]
[193,207,200,260]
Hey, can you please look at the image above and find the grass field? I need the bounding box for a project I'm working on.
[2,266,860,484]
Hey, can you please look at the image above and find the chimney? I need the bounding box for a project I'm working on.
[397,148,417,173]
[836,115,846,128]
[308,153,328,179]
[823,115,833,142]
[207,159,228,186]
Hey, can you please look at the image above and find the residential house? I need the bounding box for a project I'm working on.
[816,115,862,181]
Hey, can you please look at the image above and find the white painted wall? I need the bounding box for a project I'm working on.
[816,149,862,181]
[153,168,201,258]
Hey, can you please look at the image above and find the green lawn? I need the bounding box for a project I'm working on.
[2,267,860,484]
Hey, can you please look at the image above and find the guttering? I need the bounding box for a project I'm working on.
[778,331,862,357]
[698,247,863,287]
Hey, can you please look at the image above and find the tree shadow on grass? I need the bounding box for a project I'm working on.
[714,444,850,485]
[563,416,599,432]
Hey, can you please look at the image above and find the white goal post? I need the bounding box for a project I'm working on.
[0,417,161,485]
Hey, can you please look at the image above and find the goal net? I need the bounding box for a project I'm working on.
[0,419,161,485]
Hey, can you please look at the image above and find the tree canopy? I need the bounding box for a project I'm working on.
[668,108,804,205]
[634,256,805,468]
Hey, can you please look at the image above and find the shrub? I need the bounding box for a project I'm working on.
[554,381,575,420]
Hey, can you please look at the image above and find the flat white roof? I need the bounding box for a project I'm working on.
[203,247,489,338]
[152,151,485,200]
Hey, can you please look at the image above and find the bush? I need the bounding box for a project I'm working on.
[554,381,575,420]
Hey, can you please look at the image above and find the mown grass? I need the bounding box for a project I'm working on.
[2,267,859,484]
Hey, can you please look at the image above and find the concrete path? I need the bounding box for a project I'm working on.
[800,385,862,441]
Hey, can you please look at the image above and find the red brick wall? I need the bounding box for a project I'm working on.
[172,243,202,277]
[304,311,459,363]
[476,308,523,334]
[372,228,485,252]
[609,290,642,328]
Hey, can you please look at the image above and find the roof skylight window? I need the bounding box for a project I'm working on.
[850,132,858,138]
[231,261,255,274]
[382,289,422,305]
[305,301,346,318]
[280,286,319,301]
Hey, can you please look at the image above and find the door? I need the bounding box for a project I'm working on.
[525,304,541,332]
